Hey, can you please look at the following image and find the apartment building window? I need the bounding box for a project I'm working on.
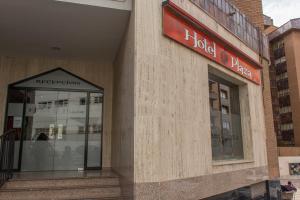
[272,39,284,50]
[274,48,285,59]
[279,106,292,114]
[220,90,228,99]
[282,130,294,142]
[276,62,287,75]
[274,57,286,65]
[276,72,288,81]
[280,112,293,124]
[278,89,290,97]
[277,78,289,91]
[55,99,69,107]
[94,96,102,104]
[279,95,291,107]
[38,102,47,110]
[281,123,294,131]
[80,97,86,105]
[209,74,243,160]
[38,101,53,110]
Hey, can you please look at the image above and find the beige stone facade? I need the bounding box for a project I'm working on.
[131,0,269,199]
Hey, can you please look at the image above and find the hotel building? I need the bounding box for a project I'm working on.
[0,0,275,199]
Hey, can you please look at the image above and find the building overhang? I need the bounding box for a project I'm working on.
[55,0,132,11]
[0,0,131,60]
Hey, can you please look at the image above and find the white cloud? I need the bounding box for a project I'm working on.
[263,0,300,26]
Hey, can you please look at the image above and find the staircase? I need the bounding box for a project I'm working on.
[0,170,123,200]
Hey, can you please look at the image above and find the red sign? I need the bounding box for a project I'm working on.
[163,4,261,85]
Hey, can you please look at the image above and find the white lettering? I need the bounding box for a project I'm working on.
[231,57,252,78]
[185,29,198,48]
[184,29,216,58]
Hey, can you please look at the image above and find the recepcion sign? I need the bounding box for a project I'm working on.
[162,2,261,85]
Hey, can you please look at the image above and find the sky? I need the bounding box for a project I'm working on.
[263,0,300,27]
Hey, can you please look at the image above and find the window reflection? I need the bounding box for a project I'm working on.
[87,93,103,168]
[209,74,243,160]
[21,91,87,171]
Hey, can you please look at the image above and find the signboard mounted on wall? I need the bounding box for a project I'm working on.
[162,0,262,85]
[11,68,103,92]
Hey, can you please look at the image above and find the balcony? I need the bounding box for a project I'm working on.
[190,0,269,59]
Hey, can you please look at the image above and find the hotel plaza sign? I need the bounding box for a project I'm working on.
[162,1,261,85]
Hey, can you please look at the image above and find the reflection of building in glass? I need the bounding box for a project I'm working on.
[20,90,103,171]
[27,91,103,139]
[209,75,243,160]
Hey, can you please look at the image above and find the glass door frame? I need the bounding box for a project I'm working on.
[4,86,104,172]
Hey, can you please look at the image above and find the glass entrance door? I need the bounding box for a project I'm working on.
[21,90,87,171]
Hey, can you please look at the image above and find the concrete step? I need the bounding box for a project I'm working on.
[2,177,119,190]
[0,185,122,200]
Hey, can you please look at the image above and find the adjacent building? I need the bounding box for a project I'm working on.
[267,17,300,178]
[0,0,275,199]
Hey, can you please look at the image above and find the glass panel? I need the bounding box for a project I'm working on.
[21,90,56,171]
[5,89,25,170]
[87,93,103,168]
[53,91,86,170]
[21,90,86,171]
[209,75,243,160]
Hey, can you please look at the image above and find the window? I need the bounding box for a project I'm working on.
[279,95,291,107]
[38,102,47,110]
[274,56,286,65]
[47,101,52,109]
[278,89,289,97]
[272,40,284,51]
[281,123,294,131]
[223,121,230,129]
[94,96,102,104]
[276,72,288,81]
[220,90,228,99]
[221,106,229,114]
[277,78,289,91]
[279,106,292,114]
[80,97,86,105]
[78,126,85,134]
[209,74,243,160]
[38,101,52,110]
[55,99,69,107]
